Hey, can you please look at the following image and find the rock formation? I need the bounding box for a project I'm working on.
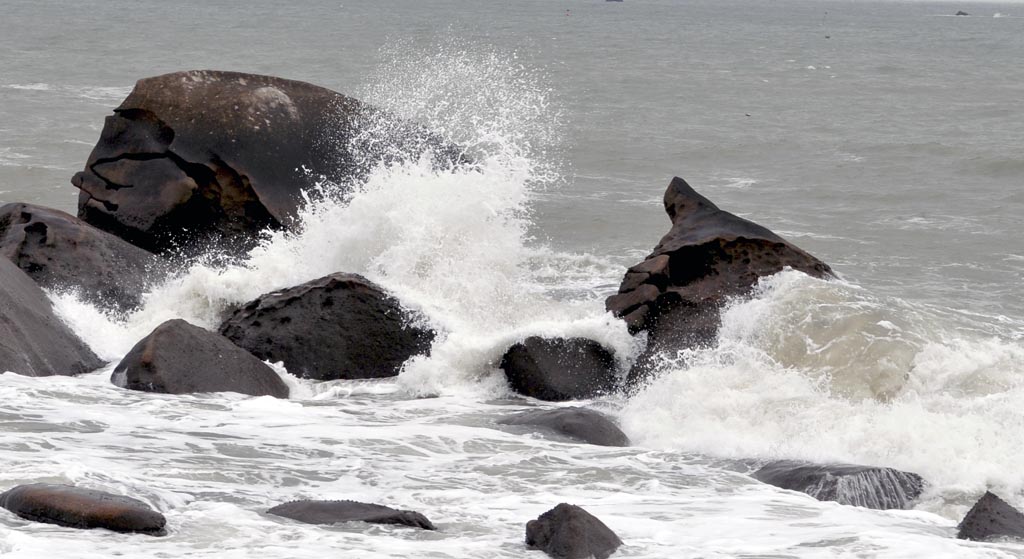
[498,407,630,447]
[0,484,166,536]
[957,491,1024,541]
[751,460,924,510]
[268,500,435,530]
[500,337,620,401]
[526,503,622,559]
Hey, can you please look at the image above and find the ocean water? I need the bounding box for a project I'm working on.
[2,0,1024,557]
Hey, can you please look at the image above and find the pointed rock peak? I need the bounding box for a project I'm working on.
[663,176,719,222]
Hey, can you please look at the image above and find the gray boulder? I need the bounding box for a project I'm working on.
[498,407,629,447]
[500,337,619,401]
[112,318,288,397]
[957,491,1024,541]
[0,484,166,536]
[218,273,434,381]
[0,258,103,376]
[526,503,622,559]
[751,460,924,510]
[267,500,435,530]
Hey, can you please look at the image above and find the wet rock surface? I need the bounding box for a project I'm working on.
[112,318,289,397]
[526,503,622,559]
[752,460,924,510]
[0,203,166,310]
[267,500,436,530]
[498,407,630,447]
[0,483,166,536]
[957,491,1024,541]
[500,337,620,401]
[0,258,103,377]
[219,273,434,381]
[605,177,831,385]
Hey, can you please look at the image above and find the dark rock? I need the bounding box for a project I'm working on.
[955,10,969,16]
[218,273,433,381]
[606,177,832,385]
[498,407,630,447]
[0,483,166,536]
[751,460,924,510]
[526,503,622,559]
[500,337,619,402]
[957,491,1024,541]
[0,203,166,311]
[72,70,462,255]
[0,258,103,377]
[267,500,435,530]
[112,318,288,397]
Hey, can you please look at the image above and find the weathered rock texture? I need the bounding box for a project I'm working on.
[0,258,103,376]
[267,500,436,530]
[500,337,620,402]
[498,407,630,447]
[112,318,288,397]
[72,70,459,254]
[526,503,622,559]
[219,273,434,381]
[0,484,166,536]
[957,491,1024,541]
[752,460,924,510]
[0,203,165,310]
[606,177,832,382]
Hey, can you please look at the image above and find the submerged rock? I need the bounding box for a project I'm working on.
[267,500,436,530]
[751,460,924,510]
[112,318,289,397]
[526,503,622,559]
[957,491,1024,541]
[606,177,831,384]
[955,10,969,16]
[497,407,630,447]
[0,484,166,536]
[500,337,620,401]
[0,258,103,377]
[218,273,434,381]
[0,203,166,311]
[72,70,461,255]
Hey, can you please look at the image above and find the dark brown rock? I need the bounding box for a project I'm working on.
[0,484,166,536]
[498,407,630,447]
[957,491,1024,541]
[526,503,622,559]
[607,177,832,384]
[218,273,434,381]
[752,460,924,510]
[112,318,288,397]
[500,337,620,402]
[0,258,103,377]
[72,70,461,255]
[267,500,435,530]
[0,203,166,310]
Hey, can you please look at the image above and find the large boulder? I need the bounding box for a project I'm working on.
[112,318,288,397]
[0,203,165,311]
[0,258,103,376]
[218,273,434,381]
[500,337,620,401]
[526,503,622,559]
[0,484,166,536]
[497,407,630,447]
[72,70,460,255]
[606,177,832,382]
[267,500,435,530]
[751,460,924,510]
[957,491,1024,541]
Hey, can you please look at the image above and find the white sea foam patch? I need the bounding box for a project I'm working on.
[620,271,1024,517]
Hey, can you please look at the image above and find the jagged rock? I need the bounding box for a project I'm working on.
[112,318,288,397]
[498,407,630,447]
[955,10,969,16]
[957,491,1024,541]
[0,484,166,536]
[267,500,435,530]
[606,177,831,384]
[0,258,103,377]
[526,503,622,559]
[751,460,924,510]
[218,273,433,381]
[72,70,461,255]
[500,337,619,402]
[0,203,166,310]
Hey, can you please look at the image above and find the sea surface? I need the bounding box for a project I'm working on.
[2,0,1024,557]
